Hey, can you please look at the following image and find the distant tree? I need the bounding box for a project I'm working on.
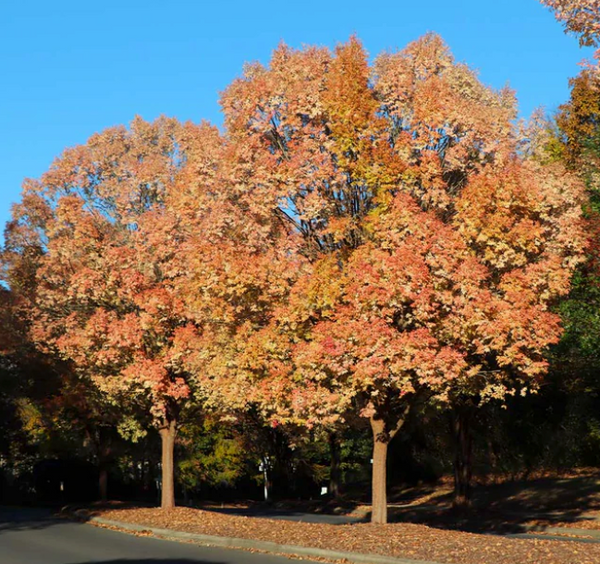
[543,67,600,469]
[554,69,600,353]
[176,414,248,498]
[556,70,600,167]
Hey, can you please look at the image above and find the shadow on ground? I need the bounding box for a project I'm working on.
[195,473,600,534]
[200,505,362,524]
[384,471,600,533]
[36,470,600,537]
[0,506,61,533]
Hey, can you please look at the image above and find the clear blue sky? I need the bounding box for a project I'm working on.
[0,0,594,239]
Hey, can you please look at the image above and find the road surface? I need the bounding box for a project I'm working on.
[0,507,321,564]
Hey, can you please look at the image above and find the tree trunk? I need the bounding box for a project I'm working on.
[98,465,108,502]
[329,431,341,499]
[98,440,111,503]
[370,406,409,524]
[371,417,390,524]
[159,419,177,509]
[453,406,473,508]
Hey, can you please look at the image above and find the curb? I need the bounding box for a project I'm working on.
[531,526,600,539]
[87,516,443,564]
[511,525,600,544]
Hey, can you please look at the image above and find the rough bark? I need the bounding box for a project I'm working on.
[159,419,177,509]
[453,406,473,508]
[329,431,341,499]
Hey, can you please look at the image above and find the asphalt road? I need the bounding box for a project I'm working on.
[0,507,321,564]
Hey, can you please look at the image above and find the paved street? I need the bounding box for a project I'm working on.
[0,507,320,564]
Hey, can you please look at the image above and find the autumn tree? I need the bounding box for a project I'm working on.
[539,64,600,469]
[551,68,600,354]
[554,69,600,293]
[0,287,27,471]
[3,117,199,509]
[541,0,600,49]
[0,287,19,355]
[556,69,600,171]
[541,0,600,80]
[4,111,301,508]
[220,34,586,522]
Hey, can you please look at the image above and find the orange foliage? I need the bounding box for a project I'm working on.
[6,117,192,427]
[541,0,600,48]
[3,32,587,519]
[220,33,585,430]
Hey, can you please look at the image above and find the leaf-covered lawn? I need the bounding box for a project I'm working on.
[80,506,600,564]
